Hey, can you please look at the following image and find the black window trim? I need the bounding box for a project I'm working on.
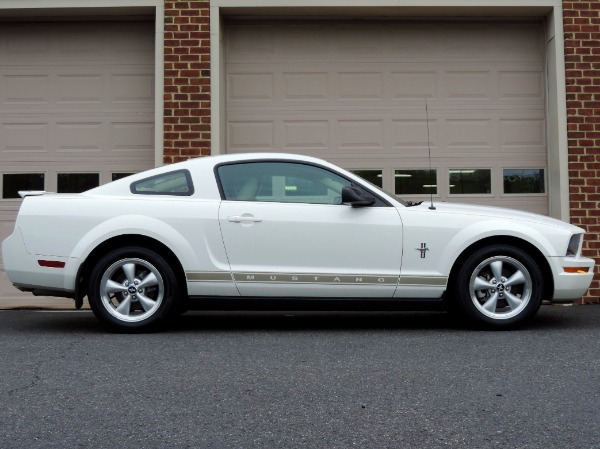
[213,159,392,207]
[130,169,195,196]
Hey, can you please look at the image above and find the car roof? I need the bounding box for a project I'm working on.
[83,153,342,197]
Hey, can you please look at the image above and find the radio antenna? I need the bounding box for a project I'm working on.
[425,98,436,210]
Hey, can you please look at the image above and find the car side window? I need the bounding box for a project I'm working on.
[217,162,352,205]
[130,170,194,196]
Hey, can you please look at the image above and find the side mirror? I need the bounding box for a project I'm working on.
[342,186,375,207]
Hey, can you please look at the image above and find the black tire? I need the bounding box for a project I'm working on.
[88,246,180,331]
[452,244,543,329]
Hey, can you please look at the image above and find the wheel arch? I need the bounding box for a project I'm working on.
[75,235,188,303]
[447,236,554,301]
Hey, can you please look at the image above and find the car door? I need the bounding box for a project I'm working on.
[216,161,403,298]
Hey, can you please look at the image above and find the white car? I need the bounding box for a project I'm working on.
[2,153,595,330]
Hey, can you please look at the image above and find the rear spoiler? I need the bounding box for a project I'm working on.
[18,191,48,198]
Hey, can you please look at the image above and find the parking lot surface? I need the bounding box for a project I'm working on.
[1,305,599,449]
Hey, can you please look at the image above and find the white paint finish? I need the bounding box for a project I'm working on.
[1,153,594,305]
[219,201,402,297]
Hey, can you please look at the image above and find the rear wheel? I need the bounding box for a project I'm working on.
[88,247,179,331]
[453,245,543,328]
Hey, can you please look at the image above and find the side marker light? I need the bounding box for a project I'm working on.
[38,260,66,268]
[563,267,589,274]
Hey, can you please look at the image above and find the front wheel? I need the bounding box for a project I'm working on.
[88,247,180,331]
[452,245,543,329]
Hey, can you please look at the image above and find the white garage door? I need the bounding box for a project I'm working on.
[0,21,155,301]
[225,20,547,213]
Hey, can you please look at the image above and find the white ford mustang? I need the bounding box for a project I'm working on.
[2,153,595,330]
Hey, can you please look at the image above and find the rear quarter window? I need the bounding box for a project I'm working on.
[130,170,194,196]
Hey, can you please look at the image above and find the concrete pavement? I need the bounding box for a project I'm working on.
[0,296,88,310]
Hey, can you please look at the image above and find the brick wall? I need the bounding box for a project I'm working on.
[164,1,211,164]
[563,0,600,303]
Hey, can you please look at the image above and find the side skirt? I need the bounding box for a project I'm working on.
[187,296,446,312]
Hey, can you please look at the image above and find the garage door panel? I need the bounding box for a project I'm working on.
[225,20,547,214]
[500,119,546,148]
[227,72,275,102]
[2,119,154,157]
[111,73,154,104]
[283,73,328,101]
[1,122,48,154]
[110,122,155,152]
[227,65,542,108]
[228,121,275,151]
[498,25,544,59]
[2,74,49,104]
[2,70,154,110]
[227,112,547,166]
[391,72,437,99]
[227,21,544,62]
[338,120,384,151]
[0,21,154,301]
[55,121,106,152]
[283,120,330,151]
[391,119,431,149]
[338,72,383,100]
[498,71,544,100]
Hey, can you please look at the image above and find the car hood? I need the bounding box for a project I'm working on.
[410,201,581,232]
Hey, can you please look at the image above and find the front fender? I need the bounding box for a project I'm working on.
[401,212,571,279]
[438,218,565,275]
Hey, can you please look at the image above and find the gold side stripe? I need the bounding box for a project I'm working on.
[186,272,233,282]
[399,276,448,287]
[186,272,447,287]
[234,273,398,285]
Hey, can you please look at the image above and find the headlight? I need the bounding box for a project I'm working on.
[566,234,583,257]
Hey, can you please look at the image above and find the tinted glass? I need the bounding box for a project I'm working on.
[112,173,135,182]
[503,169,545,194]
[395,169,437,195]
[218,162,351,205]
[351,169,383,188]
[2,173,45,199]
[57,173,100,193]
[131,170,193,195]
[449,169,491,194]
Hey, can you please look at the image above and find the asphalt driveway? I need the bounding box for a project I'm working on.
[0,305,598,449]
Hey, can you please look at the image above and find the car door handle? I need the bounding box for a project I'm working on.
[228,215,262,223]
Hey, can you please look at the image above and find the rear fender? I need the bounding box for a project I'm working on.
[70,215,201,270]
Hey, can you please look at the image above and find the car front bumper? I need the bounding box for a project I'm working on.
[549,255,595,302]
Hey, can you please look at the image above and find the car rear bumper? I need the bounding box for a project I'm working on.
[2,228,76,295]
